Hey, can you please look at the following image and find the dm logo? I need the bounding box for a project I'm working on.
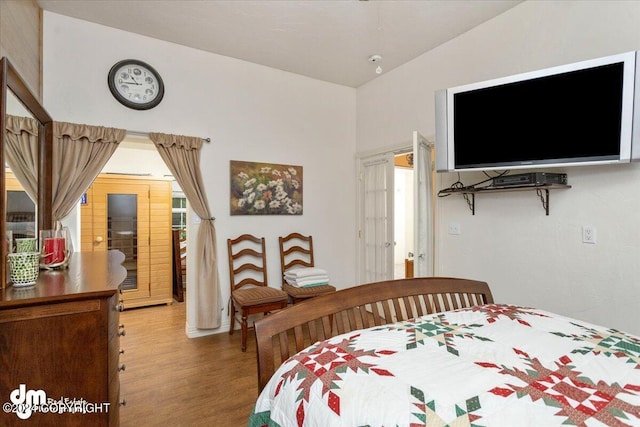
[10,384,46,419]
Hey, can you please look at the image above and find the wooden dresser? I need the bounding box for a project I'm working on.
[0,251,127,426]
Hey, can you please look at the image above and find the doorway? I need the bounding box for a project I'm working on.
[75,135,182,309]
[394,154,414,279]
[356,131,434,283]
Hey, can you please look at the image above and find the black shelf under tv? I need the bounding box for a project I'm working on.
[440,183,571,215]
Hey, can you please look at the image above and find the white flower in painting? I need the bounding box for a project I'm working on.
[291,179,300,189]
[254,200,265,210]
[243,188,253,196]
[256,183,267,192]
[288,168,297,176]
[244,178,256,187]
[284,171,291,179]
[292,202,302,213]
[269,200,281,209]
[267,180,278,188]
[286,205,296,214]
[247,193,256,204]
[237,199,246,208]
[272,169,281,177]
[238,172,249,180]
[275,190,288,200]
[260,167,271,173]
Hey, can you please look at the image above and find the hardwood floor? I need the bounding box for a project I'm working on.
[119,302,258,426]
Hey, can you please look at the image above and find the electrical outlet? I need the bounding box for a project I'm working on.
[582,225,597,244]
[448,222,461,235]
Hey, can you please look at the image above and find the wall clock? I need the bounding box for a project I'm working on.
[107,59,164,110]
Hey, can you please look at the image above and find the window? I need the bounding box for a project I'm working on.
[172,194,187,231]
[6,190,36,239]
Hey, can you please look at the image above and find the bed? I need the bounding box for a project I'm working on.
[248,277,640,426]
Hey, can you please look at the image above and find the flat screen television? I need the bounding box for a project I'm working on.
[435,51,640,172]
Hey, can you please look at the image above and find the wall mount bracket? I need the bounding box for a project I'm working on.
[441,183,571,216]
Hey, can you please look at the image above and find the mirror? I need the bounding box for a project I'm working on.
[1,57,53,286]
[6,89,37,244]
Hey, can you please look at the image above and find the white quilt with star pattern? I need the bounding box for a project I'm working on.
[249,304,640,427]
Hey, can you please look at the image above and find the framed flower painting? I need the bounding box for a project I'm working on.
[230,160,303,215]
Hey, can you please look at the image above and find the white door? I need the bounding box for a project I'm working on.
[358,152,395,283]
[413,131,434,277]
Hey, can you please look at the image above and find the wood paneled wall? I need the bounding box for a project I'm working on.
[81,174,173,308]
[0,0,42,99]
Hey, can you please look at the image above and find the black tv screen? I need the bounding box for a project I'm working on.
[435,51,638,172]
[454,63,624,169]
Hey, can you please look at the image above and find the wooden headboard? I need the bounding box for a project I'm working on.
[254,277,494,392]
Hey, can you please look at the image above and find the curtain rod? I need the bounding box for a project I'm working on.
[126,130,211,143]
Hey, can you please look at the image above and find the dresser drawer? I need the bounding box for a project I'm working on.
[108,294,124,338]
[109,377,121,426]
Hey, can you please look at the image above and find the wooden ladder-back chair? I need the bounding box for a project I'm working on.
[254,277,494,391]
[279,233,336,304]
[227,234,288,352]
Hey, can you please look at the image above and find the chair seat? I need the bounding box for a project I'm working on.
[283,283,336,299]
[232,286,288,307]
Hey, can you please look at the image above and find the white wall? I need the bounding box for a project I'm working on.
[43,12,357,337]
[357,0,640,335]
[102,139,172,177]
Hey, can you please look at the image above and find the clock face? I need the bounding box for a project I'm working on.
[107,59,164,110]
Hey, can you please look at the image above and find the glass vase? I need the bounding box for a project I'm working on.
[40,228,70,269]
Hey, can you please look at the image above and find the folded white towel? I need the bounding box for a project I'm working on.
[285,273,327,283]
[285,277,330,288]
[284,267,328,279]
[296,277,329,287]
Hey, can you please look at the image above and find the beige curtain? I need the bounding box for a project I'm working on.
[5,114,39,202]
[52,121,125,221]
[149,132,220,329]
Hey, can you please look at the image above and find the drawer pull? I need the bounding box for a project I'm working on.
[119,349,125,355]
[116,304,124,312]
[120,399,127,407]
[118,329,126,337]
[119,364,126,372]
[119,324,125,329]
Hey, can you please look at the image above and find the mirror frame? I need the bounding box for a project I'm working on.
[0,57,53,287]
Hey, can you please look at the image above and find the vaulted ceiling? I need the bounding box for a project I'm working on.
[38,0,522,87]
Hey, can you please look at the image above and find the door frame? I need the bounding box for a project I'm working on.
[355,135,436,283]
[413,131,435,277]
[356,142,411,283]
